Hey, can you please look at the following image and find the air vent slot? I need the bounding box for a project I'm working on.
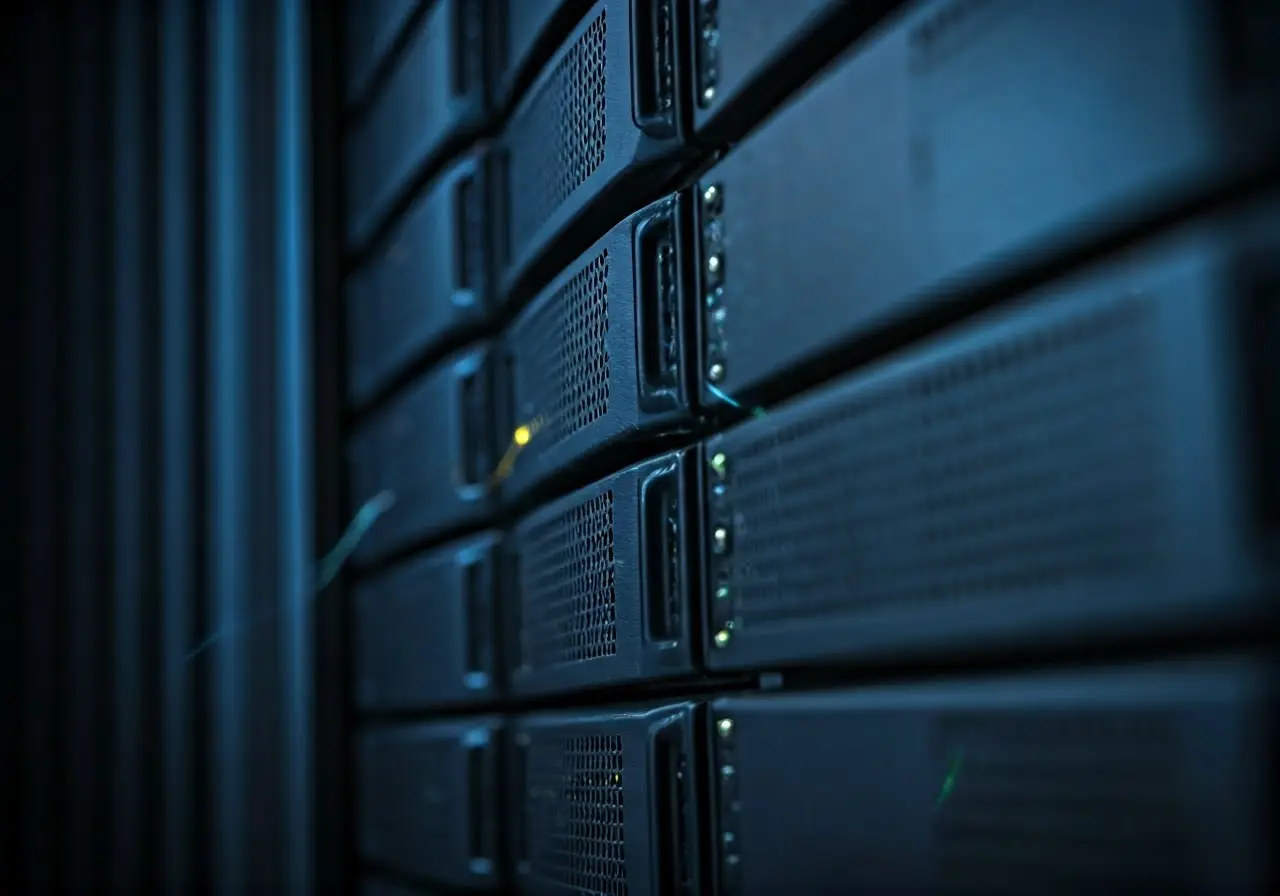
[633,0,676,136]
[505,11,607,261]
[524,734,628,894]
[721,297,1168,628]
[935,709,1187,890]
[518,491,618,669]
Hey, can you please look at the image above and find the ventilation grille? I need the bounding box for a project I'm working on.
[935,710,1189,892]
[519,491,618,669]
[515,249,611,446]
[720,298,1170,627]
[507,11,608,262]
[524,733,628,896]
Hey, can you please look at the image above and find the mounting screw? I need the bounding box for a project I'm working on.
[715,584,730,601]
[702,183,721,207]
[706,253,722,276]
[714,628,732,648]
[717,718,734,737]
[708,362,725,383]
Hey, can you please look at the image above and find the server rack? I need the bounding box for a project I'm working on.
[329,1,1279,895]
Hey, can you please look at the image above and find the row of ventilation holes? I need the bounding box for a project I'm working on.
[718,298,1160,626]
[519,491,618,669]
[516,711,1178,896]
[525,734,628,896]
[531,250,611,444]
[507,11,607,260]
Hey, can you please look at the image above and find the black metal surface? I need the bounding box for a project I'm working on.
[709,659,1276,894]
[344,0,489,253]
[357,719,505,888]
[702,200,1280,673]
[489,0,594,111]
[508,449,702,698]
[497,191,696,502]
[687,0,903,144]
[345,0,423,105]
[346,148,495,408]
[353,532,504,712]
[348,343,498,564]
[693,0,1280,409]
[509,701,705,896]
[495,0,696,307]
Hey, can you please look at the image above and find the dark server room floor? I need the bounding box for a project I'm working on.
[5,0,1278,894]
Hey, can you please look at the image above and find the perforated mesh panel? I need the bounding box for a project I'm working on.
[507,10,608,262]
[515,250,611,446]
[524,733,628,896]
[935,710,1188,892]
[518,491,618,669]
[718,298,1170,627]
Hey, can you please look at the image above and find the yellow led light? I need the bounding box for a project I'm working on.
[514,424,532,447]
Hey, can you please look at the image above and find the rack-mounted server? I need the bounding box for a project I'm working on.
[347,149,494,407]
[507,449,702,698]
[708,658,1276,894]
[509,701,705,896]
[357,719,505,889]
[346,0,489,252]
[494,0,698,305]
[348,343,497,564]
[353,532,503,712]
[701,198,1279,673]
[497,190,697,502]
[692,0,1280,408]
